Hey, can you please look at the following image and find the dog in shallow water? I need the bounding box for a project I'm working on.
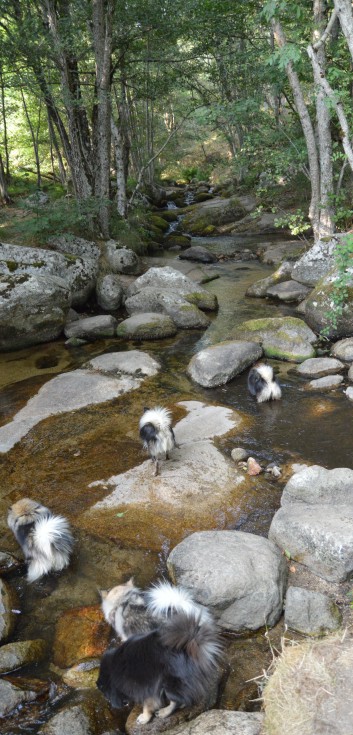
[7,498,74,583]
[247,363,282,403]
[139,406,176,476]
[100,578,212,641]
[97,609,222,724]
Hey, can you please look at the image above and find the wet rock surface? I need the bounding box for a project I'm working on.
[0,578,17,643]
[0,639,48,674]
[231,316,317,362]
[187,340,262,388]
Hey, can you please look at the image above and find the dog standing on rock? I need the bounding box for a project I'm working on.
[139,406,176,476]
[247,363,282,404]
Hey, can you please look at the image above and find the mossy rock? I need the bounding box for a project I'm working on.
[144,225,165,244]
[156,210,179,222]
[305,271,353,339]
[194,192,214,203]
[147,214,170,232]
[164,234,191,249]
[231,316,317,363]
[116,312,178,340]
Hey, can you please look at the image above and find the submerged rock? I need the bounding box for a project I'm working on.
[0,578,17,643]
[307,374,344,390]
[0,351,161,453]
[53,605,109,668]
[246,261,293,298]
[38,692,117,735]
[0,551,22,575]
[0,677,47,718]
[84,401,247,551]
[0,639,48,674]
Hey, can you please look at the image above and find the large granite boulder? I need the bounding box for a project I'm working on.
[230,316,317,362]
[0,242,98,307]
[291,234,347,286]
[48,234,100,261]
[125,288,210,329]
[269,465,353,581]
[167,530,287,632]
[0,273,71,352]
[126,266,218,312]
[187,340,262,388]
[102,240,142,274]
[305,267,353,339]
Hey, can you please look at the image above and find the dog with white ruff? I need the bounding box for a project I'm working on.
[247,363,282,404]
[97,609,222,724]
[7,498,74,583]
[101,578,212,641]
[139,406,176,476]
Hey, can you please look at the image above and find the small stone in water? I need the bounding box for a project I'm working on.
[247,457,263,475]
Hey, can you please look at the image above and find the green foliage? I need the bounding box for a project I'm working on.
[13,196,105,244]
[321,234,353,338]
[274,209,311,236]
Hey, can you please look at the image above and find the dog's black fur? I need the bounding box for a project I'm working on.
[97,612,222,723]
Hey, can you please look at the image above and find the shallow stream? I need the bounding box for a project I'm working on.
[0,232,352,732]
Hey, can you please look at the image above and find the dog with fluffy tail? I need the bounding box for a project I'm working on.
[97,610,222,724]
[7,498,74,583]
[101,578,212,641]
[139,406,176,476]
[247,363,282,404]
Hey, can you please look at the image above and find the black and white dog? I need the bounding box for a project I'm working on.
[7,498,74,582]
[97,610,222,724]
[100,578,212,641]
[139,407,176,476]
[247,363,282,403]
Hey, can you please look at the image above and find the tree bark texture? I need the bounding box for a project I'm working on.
[272,19,321,238]
[92,0,113,236]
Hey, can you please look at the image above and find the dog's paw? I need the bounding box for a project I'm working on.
[137,713,152,724]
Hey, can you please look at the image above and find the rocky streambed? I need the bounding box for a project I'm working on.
[1,209,353,734]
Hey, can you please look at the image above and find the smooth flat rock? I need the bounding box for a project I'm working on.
[266,280,311,303]
[116,312,178,340]
[64,315,117,340]
[187,340,262,388]
[296,357,344,377]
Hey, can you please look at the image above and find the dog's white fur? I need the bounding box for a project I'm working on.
[101,579,211,640]
[7,498,74,583]
[139,407,176,475]
[252,364,282,403]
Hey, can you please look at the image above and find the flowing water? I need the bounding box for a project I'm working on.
[0,233,352,731]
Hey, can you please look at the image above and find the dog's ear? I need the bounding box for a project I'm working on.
[126,577,134,587]
[143,407,150,413]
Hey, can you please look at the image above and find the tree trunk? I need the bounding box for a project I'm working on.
[272,19,321,238]
[0,151,12,203]
[0,67,10,181]
[20,87,41,189]
[311,0,335,237]
[111,116,127,218]
[42,0,93,200]
[334,0,353,60]
[92,0,113,237]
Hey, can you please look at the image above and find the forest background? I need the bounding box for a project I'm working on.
[1,0,353,247]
